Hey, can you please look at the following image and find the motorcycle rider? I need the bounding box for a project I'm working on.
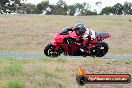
[67,23,97,54]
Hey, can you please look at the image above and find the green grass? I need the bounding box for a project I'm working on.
[8,80,24,88]
[1,63,22,75]
[40,57,68,63]
[54,58,67,63]
[0,57,17,62]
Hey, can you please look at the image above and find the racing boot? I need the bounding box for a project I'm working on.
[80,45,91,57]
[80,45,87,57]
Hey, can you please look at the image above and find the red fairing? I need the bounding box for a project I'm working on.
[52,40,57,46]
[54,33,68,43]
[69,31,79,39]
[51,30,81,54]
[89,39,98,44]
[51,40,60,51]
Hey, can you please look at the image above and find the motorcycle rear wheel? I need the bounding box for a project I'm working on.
[95,42,108,57]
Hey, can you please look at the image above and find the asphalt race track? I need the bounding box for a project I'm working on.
[0,52,131,59]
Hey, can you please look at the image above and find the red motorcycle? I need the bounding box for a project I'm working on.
[44,28,111,58]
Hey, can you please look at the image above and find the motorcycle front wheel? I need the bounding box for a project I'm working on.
[44,43,63,58]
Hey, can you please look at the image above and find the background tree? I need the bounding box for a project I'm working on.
[101,1,132,15]
[19,3,37,14]
[123,1,132,15]
[74,3,83,16]
[67,4,76,16]
[51,0,68,15]
[0,0,26,14]
[0,0,132,15]
[81,2,90,15]
[95,1,102,14]
[81,2,97,15]
[37,0,49,14]
[101,6,113,15]
[0,0,9,6]
[95,1,102,8]
[112,3,123,15]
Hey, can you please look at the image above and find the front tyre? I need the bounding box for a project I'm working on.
[95,42,108,57]
[44,43,63,58]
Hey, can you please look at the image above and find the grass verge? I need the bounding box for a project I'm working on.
[0,57,131,88]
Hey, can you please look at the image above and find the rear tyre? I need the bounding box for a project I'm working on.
[95,42,108,57]
[44,43,63,58]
